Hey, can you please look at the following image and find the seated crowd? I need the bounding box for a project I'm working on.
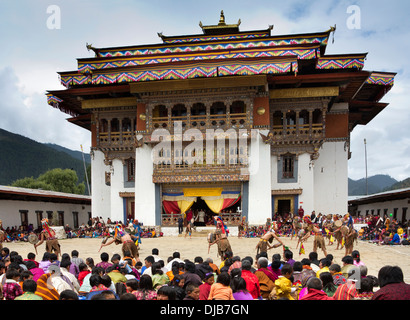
[1,217,161,244]
[0,244,409,300]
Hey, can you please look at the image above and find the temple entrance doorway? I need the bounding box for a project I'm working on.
[273,195,295,219]
[277,199,291,215]
[161,183,242,227]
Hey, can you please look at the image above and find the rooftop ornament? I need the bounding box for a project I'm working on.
[199,10,242,35]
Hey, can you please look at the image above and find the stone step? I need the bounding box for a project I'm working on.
[161,226,238,237]
[178,229,211,237]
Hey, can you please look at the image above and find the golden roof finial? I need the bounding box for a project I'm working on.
[200,10,241,34]
[219,10,226,26]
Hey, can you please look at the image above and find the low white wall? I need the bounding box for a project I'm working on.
[160,226,238,237]
[355,198,409,223]
[0,199,90,230]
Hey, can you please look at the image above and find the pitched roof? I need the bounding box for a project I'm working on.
[45,13,395,132]
[0,185,91,204]
[348,187,410,205]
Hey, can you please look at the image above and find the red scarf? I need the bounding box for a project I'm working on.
[258,268,278,282]
[42,222,53,238]
[301,288,332,300]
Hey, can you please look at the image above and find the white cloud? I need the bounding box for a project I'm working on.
[0,67,91,152]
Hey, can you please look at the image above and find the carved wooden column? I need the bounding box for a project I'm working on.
[167,104,172,133]
[186,103,191,129]
[246,98,253,129]
[205,102,211,128]
[282,111,287,135]
[108,118,112,142]
[119,118,123,145]
[147,102,153,132]
[226,99,232,129]
[95,112,100,145]
[321,101,327,137]
[132,116,136,140]
[295,110,300,136]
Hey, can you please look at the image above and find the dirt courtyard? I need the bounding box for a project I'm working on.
[5,232,410,283]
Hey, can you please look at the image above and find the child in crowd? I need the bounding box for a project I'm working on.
[199,272,214,300]
[3,269,23,300]
[208,272,235,300]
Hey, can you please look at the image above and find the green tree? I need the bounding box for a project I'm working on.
[12,177,53,190]
[12,168,85,195]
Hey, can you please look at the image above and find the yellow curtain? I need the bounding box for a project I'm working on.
[178,200,194,214]
[204,199,224,214]
[183,188,223,197]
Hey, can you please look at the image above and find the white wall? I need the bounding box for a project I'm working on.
[355,199,409,223]
[313,141,348,215]
[271,153,314,215]
[134,143,156,225]
[270,142,348,217]
[248,130,272,224]
[0,199,90,230]
[91,149,111,221]
[110,158,126,223]
[295,153,314,214]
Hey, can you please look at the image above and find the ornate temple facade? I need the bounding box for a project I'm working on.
[46,12,395,227]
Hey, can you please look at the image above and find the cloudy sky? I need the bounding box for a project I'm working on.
[0,0,409,181]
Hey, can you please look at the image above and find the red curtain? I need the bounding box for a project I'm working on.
[162,201,180,214]
[163,196,241,214]
[221,196,241,211]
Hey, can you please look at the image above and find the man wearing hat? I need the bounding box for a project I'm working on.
[99,224,140,261]
[209,217,232,261]
[35,218,61,257]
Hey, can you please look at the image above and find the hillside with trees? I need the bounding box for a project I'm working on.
[348,174,398,196]
[12,168,85,195]
[0,128,90,193]
[385,177,410,191]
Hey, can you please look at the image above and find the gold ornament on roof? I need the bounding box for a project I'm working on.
[199,10,241,34]
[219,10,225,25]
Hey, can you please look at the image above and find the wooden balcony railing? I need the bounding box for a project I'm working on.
[98,131,135,148]
[220,212,243,226]
[270,123,324,142]
[161,212,242,226]
[161,213,183,226]
[153,162,248,175]
[151,113,249,133]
